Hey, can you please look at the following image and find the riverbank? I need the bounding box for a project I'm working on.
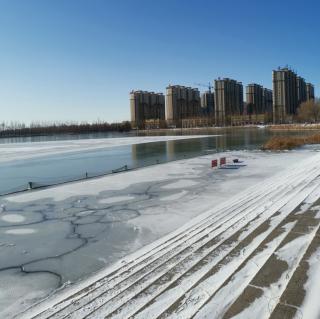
[262,134,320,150]
[139,123,320,134]
[17,148,320,319]
[269,123,320,131]
[137,126,255,134]
[0,148,316,318]
[2,124,320,144]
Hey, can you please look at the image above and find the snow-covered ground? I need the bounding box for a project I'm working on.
[1,148,320,318]
[0,135,210,163]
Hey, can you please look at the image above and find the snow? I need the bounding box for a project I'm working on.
[5,228,37,235]
[296,248,320,319]
[1,214,25,223]
[98,195,135,204]
[232,229,319,319]
[2,148,320,318]
[0,135,211,163]
[160,190,188,201]
[194,223,296,319]
[293,185,320,216]
[133,175,313,319]
[162,179,199,189]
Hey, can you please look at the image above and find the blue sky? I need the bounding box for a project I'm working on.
[0,0,319,124]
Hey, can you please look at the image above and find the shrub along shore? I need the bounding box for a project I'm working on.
[262,134,320,150]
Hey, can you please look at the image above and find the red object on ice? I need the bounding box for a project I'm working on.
[211,159,218,168]
[220,157,226,166]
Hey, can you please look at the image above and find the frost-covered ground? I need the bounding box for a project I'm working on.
[1,148,320,318]
[0,135,210,163]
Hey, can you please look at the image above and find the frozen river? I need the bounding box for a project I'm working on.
[0,131,317,318]
[0,143,316,318]
[0,135,212,195]
[0,128,305,195]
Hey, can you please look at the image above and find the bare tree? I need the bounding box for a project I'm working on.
[297,99,320,123]
[0,121,132,137]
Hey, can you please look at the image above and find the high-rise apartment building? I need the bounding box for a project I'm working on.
[215,78,243,126]
[273,68,299,123]
[273,67,315,123]
[306,83,315,100]
[297,76,307,107]
[246,84,264,114]
[130,90,165,128]
[165,85,201,126]
[263,88,273,114]
[200,91,215,116]
[246,84,273,116]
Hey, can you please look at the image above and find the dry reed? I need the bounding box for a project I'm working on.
[262,134,320,150]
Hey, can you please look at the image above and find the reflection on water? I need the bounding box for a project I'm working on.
[166,140,175,161]
[0,132,134,144]
[131,141,167,166]
[0,128,315,195]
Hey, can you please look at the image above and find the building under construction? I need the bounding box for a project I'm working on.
[306,83,315,101]
[129,66,315,128]
[263,88,273,114]
[165,85,202,127]
[246,84,264,114]
[297,76,308,108]
[272,67,315,123]
[245,84,273,123]
[201,91,215,116]
[130,90,165,129]
[214,78,244,126]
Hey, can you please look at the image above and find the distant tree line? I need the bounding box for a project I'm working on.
[0,121,132,137]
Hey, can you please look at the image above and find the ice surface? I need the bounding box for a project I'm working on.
[98,195,135,204]
[0,135,210,163]
[162,179,199,189]
[0,269,59,319]
[160,190,188,201]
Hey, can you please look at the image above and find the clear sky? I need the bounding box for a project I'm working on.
[0,0,319,124]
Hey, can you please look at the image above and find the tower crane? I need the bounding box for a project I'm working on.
[194,82,213,93]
